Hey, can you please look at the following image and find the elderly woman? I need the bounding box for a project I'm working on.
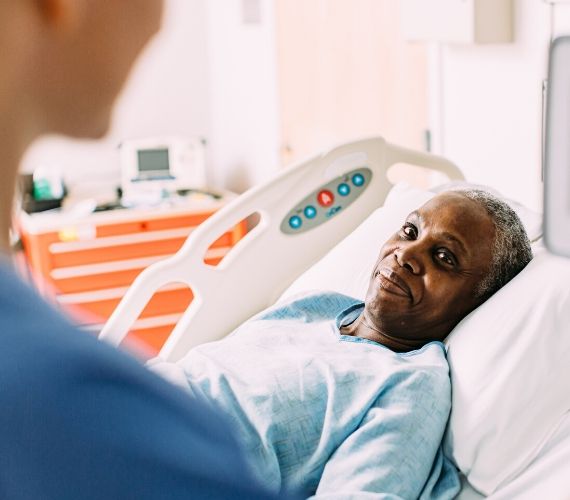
[154,189,532,499]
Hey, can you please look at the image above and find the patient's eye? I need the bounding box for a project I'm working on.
[435,248,456,266]
[401,223,417,239]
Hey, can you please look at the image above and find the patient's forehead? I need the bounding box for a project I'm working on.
[413,192,495,254]
[417,191,490,225]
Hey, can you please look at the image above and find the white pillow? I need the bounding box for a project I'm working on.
[480,410,570,499]
[444,248,570,494]
[280,182,570,495]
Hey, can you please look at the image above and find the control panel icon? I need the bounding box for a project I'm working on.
[288,215,303,229]
[317,190,334,207]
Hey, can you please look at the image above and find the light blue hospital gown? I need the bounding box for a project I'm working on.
[165,292,460,499]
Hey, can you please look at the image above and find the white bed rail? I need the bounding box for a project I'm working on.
[99,137,462,362]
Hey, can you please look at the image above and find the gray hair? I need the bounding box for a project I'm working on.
[453,189,533,300]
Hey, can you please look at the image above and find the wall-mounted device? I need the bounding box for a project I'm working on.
[120,137,206,205]
[544,37,570,257]
[400,0,513,44]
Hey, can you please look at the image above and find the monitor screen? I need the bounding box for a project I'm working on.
[137,148,170,176]
[544,36,570,257]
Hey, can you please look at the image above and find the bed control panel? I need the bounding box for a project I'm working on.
[280,167,372,235]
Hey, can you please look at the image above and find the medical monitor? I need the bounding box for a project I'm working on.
[136,148,172,180]
[120,137,206,205]
[544,36,570,257]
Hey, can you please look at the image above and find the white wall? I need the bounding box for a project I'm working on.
[22,0,211,202]
[22,0,281,202]
[204,0,280,192]
[431,0,567,212]
[29,0,564,211]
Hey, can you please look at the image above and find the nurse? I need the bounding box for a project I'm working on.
[0,1,291,498]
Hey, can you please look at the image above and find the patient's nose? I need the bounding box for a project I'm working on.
[395,246,422,274]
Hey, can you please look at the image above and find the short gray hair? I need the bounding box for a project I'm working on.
[454,189,533,300]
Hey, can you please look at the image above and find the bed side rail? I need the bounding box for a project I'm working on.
[99,137,462,361]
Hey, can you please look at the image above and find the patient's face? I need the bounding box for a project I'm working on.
[363,192,495,347]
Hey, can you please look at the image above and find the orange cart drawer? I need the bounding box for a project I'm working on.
[50,252,226,294]
[49,230,235,269]
[96,212,215,237]
[126,324,175,355]
[19,201,246,356]
[50,234,189,268]
[58,286,194,325]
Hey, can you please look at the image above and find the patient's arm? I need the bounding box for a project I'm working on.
[313,371,460,499]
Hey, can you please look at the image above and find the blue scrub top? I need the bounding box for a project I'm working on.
[0,261,293,499]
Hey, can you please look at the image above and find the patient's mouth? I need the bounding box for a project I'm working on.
[375,268,413,300]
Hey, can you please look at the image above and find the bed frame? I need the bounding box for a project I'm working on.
[99,136,463,362]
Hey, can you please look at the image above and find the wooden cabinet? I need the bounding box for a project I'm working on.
[19,197,246,355]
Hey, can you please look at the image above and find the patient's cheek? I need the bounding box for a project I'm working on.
[377,241,396,261]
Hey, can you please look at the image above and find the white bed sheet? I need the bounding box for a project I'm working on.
[456,477,484,500]
[457,411,570,499]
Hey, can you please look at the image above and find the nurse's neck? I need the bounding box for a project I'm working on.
[0,99,39,255]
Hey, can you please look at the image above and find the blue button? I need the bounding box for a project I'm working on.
[289,215,302,229]
[338,183,350,196]
[352,173,365,187]
[304,205,317,219]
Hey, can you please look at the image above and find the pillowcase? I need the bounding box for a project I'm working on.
[476,410,570,498]
[280,182,569,495]
[443,248,570,494]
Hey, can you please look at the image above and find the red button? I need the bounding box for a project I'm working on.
[317,190,334,207]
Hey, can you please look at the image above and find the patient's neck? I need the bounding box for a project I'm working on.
[340,313,423,353]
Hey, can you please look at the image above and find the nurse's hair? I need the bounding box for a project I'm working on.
[454,189,533,300]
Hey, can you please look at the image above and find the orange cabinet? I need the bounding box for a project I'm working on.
[19,197,245,355]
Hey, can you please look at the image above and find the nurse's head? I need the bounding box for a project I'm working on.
[360,190,532,351]
[0,0,163,141]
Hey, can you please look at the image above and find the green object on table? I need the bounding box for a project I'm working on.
[33,178,55,200]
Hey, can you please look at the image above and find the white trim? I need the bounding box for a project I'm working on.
[57,282,189,304]
[132,313,182,330]
[84,313,182,332]
[427,42,445,156]
[51,247,230,280]
[49,227,195,253]
[19,197,232,235]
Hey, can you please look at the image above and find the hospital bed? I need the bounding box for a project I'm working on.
[99,137,570,499]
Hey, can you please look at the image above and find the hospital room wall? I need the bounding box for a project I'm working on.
[20,0,281,200]
[433,0,570,212]
[18,0,434,202]
[204,0,281,192]
[21,0,212,201]
[24,0,570,213]
[275,0,429,166]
